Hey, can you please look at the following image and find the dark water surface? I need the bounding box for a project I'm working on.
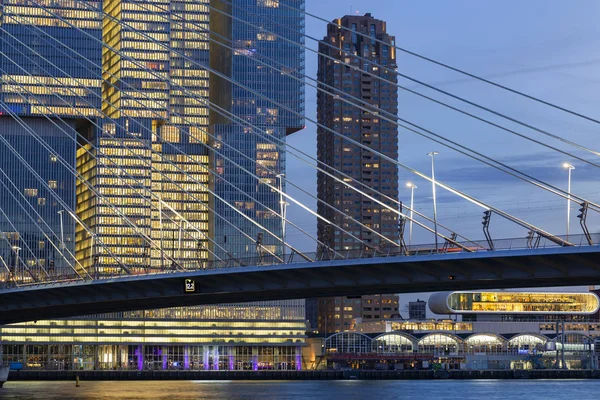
[2,380,599,399]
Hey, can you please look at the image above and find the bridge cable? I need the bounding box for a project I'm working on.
[269,0,600,127]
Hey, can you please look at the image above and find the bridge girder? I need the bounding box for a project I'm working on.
[0,246,600,325]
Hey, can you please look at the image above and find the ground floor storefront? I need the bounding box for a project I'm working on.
[1,344,303,371]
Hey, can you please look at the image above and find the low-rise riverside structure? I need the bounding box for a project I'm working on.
[304,330,599,371]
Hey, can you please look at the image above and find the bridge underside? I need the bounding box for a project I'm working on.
[1,247,599,325]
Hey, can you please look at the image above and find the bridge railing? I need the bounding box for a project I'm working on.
[1,233,598,289]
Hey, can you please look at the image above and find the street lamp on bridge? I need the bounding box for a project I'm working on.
[562,162,575,240]
[11,246,21,273]
[276,173,288,260]
[427,151,439,251]
[406,182,417,247]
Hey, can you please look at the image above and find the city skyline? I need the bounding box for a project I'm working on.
[0,0,598,342]
[0,0,309,372]
[286,0,600,255]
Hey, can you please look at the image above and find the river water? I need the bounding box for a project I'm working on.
[1,380,599,399]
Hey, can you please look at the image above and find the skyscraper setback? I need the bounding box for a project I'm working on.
[0,0,307,370]
[314,13,400,333]
[213,0,305,260]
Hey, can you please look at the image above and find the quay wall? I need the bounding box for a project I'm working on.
[6,369,600,381]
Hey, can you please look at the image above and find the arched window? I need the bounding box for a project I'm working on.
[418,333,461,355]
[373,333,415,354]
[465,334,505,354]
[507,334,547,353]
[325,332,372,354]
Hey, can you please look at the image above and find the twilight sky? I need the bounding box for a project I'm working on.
[285,0,600,247]
[281,0,600,314]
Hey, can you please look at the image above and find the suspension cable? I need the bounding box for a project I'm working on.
[0,23,321,262]
[1,10,389,256]
[34,0,478,248]
[270,0,600,126]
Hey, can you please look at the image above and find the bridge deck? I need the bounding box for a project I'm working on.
[0,246,599,325]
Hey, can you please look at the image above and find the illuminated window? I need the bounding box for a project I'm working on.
[24,188,38,197]
[48,180,58,189]
[37,198,46,206]
[161,126,180,143]
[257,0,279,7]
[50,154,58,162]
[257,33,276,41]
[103,123,116,136]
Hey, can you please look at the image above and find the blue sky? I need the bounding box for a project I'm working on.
[282,1,600,314]
[286,0,600,247]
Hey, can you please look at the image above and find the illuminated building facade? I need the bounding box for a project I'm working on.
[1,0,307,368]
[76,0,211,275]
[212,0,305,260]
[0,306,305,371]
[429,291,600,318]
[0,0,102,118]
[310,330,598,371]
[0,0,102,281]
[314,13,399,333]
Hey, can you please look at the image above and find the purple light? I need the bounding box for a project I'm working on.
[162,351,167,370]
[184,346,189,370]
[213,349,219,371]
[252,355,258,371]
[229,354,234,371]
[136,345,143,371]
[296,352,302,370]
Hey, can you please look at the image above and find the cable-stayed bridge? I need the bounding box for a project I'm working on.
[0,1,599,327]
[0,239,599,325]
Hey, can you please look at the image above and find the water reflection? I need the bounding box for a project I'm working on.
[1,380,600,400]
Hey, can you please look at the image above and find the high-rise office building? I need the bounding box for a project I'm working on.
[76,0,212,276]
[212,0,305,260]
[0,0,102,281]
[314,13,400,333]
[210,0,306,339]
[1,0,307,371]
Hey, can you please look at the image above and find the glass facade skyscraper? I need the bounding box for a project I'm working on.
[213,0,305,260]
[0,0,102,281]
[210,1,307,348]
[1,0,308,370]
[76,0,211,276]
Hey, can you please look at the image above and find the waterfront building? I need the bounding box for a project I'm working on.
[428,291,600,321]
[314,13,400,333]
[326,290,600,371]
[0,0,307,366]
[0,306,305,371]
[305,330,598,371]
